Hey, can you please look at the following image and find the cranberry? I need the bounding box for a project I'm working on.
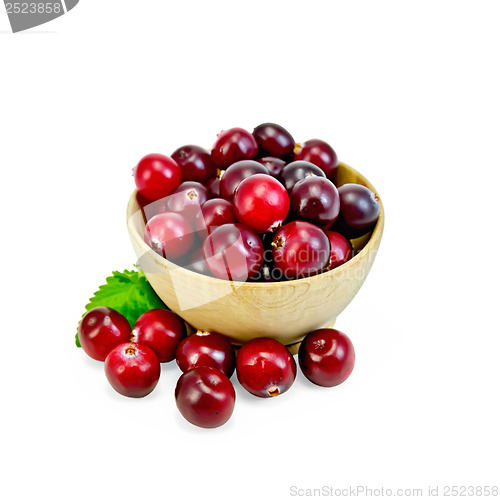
[219,160,269,200]
[144,212,194,260]
[202,223,264,281]
[176,331,235,377]
[78,307,131,361]
[294,139,339,180]
[132,309,186,362]
[298,329,355,387]
[336,184,380,237]
[279,161,326,191]
[257,156,287,177]
[324,231,353,270]
[236,337,296,398]
[165,181,209,220]
[211,127,259,168]
[175,367,235,429]
[196,198,236,234]
[208,176,221,198]
[253,123,295,158]
[171,145,217,184]
[290,176,340,229]
[187,247,212,276]
[133,153,182,201]
[233,174,290,234]
[104,343,161,398]
[137,193,167,223]
[272,221,330,279]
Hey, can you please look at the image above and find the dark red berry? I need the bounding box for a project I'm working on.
[202,223,264,281]
[132,309,186,363]
[272,221,330,279]
[279,160,326,191]
[236,337,296,398]
[144,212,194,260]
[337,184,380,237]
[187,247,212,276]
[298,329,355,387]
[257,156,287,177]
[175,367,235,429]
[233,174,290,234]
[253,123,295,158]
[165,181,209,218]
[290,176,340,229]
[211,128,259,168]
[104,343,161,398]
[294,139,339,180]
[133,153,182,201]
[324,231,353,270]
[196,198,236,234]
[137,193,167,222]
[176,331,235,377]
[219,160,269,200]
[171,145,217,184]
[78,307,132,361]
[208,176,221,197]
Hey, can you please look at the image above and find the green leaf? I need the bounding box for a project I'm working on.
[75,269,167,347]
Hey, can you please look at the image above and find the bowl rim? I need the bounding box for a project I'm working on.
[127,161,385,288]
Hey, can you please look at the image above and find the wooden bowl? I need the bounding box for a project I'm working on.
[127,162,384,352]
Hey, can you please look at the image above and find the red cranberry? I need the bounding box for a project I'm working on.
[137,193,167,223]
[196,198,236,234]
[336,184,380,237]
[208,176,221,197]
[176,331,235,377]
[104,343,161,398]
[165,181,209,219]
[324,231,353,270]
[144,212,194,260]
[272,221,330,279]
[253,123,295,158]
[175,367,235,429]
[279,160,326,191]
[211,127,259,168]
[132,309,186,363]
[294,139,339,180]
[187,247,212,276]
[133,153,182,201]
[257,156,287,177]
[219,160,269,200]
[78,307,131,361]
[171,145,217,184]
[236,337,296,398]
[290,176,340,229]
[202,223,264,281]
[233,174,290,234]
[298,329,355,387]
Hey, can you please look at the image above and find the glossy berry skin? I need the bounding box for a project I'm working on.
[253,123,295,158]
[187,247,212,276]
[220,160,269,200]
[176,331,235,377]
[279,161,326,191]
[211,128,259,168]
[78,307,132,361]
[104,343,161,398]
[298,329,355,387]
[290,176,340,229]
[133,309,186,362]
[337,184,380,236]
[134,153,182,201]
[165,181,209,219]
[202,223,264,281]
[294,139,339,180]
[144,212,194,260]
[208,177,221,198]
[196,198,236,234]
[257,156,287,178]
[175,367,235,429]
[324,231,353,270]
[171,145,217,184]
[272,221,330,279]
[236,337,296,398]
[233,174,290,234]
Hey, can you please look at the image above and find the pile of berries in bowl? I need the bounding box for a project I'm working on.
[78,306,355,428]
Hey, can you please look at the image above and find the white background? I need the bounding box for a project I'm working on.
[1,1,499,499]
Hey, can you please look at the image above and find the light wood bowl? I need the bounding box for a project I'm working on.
[127,162,384,352]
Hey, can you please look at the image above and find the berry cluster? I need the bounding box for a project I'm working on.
[78,306,355,429]
[134,124,380,282]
